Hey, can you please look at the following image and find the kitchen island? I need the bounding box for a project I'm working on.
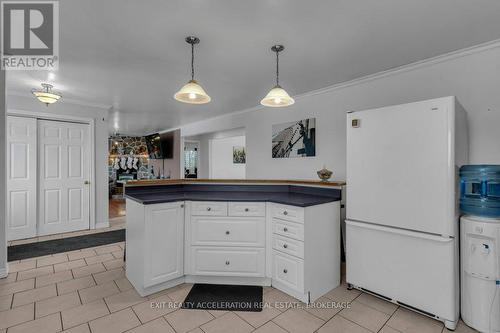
[124,179,344,303]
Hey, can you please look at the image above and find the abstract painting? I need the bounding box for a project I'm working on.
[272,118,316,158]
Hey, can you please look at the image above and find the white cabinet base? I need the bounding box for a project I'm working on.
[129,275,185,297]
[185,275,271,287]
[272,279,309,303]
[126,198,341,302]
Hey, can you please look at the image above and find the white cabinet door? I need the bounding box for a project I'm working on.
[191,216,265,247]
[191,247,265,277]
[144,202,184,287]
[7,116,37,240]
[38,120,91,235]
[272,250,304,292]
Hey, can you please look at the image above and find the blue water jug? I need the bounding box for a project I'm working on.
[460,165,500,217]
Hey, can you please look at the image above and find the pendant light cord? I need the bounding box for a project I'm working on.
[191,43,195,81]
[275,50,279,86]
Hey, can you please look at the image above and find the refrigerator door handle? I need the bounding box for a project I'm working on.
[346,220,453,242]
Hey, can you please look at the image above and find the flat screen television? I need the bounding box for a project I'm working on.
[160,131,174,159]
[145,133,163,159]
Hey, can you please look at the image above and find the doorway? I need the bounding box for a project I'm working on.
[184,141,199,178]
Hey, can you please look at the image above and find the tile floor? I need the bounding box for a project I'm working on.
[7,216,126,247]
[0,241,478,333]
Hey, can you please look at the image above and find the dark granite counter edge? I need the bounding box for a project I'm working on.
[124,194,338,207]
[124,184,341,207]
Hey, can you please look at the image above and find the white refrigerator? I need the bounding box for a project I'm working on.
[346,96,468,330]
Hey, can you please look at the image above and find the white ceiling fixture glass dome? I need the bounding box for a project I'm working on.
[32,83,62,106]
[261,45,294,107]
[174,36,211,104]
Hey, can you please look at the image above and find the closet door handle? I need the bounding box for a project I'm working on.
[84,180,90,185]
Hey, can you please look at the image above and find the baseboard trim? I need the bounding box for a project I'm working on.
[0,266,9,279]
[95,221,110,229]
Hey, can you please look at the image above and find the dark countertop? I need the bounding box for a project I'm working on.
[124,184,341,207]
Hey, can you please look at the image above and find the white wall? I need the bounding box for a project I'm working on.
[210,135,246,179]
[0,70,7,276]
[6,95,110,228]
[180,43,500,181]
[185,127,246,179]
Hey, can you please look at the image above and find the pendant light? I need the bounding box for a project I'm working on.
[32,83,62,106]
[261,45,294,107]
[174,36,211,104]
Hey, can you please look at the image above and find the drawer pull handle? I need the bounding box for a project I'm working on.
[283,244,288,249]
[225,231,230,235]
[245,208,249,212]
[283,227,288,232]
[283,211,288,215]
[207,207,212,211]
[225,261,230,265]
[283,269,288,274]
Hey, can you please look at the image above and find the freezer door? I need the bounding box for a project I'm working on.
[346,220,458,322]
[347,98,455,236]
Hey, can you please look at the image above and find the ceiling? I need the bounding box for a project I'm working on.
[6,0,500,135]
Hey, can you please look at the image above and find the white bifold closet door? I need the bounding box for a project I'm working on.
[7,116,37,241]
[38,120,91,235]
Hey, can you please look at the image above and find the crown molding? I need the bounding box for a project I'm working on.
[294,38,500,99]
[180,38,500,132]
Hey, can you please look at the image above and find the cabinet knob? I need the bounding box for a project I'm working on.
[283,227,288,232]
[283,244,288,249]
[180,204,184,208]
[245,208,249,212]
[225,231,230,235]
[207,207,212,211]
[283,269,288,274]
[225,261,230,265]
[283,211,288,215]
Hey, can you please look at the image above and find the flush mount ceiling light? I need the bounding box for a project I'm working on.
[32,83,62,106]
[261,45,295,107]
[174,36,211,104]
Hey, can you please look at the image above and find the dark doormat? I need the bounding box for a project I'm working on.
[8,229,125,261]
[182,284,263,312]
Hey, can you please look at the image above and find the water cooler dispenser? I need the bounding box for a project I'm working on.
[460,165,500,333]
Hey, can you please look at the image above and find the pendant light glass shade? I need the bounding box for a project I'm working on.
[260,85,294,107]
[174,36,211,104]
[174,79,211,104]
[261,45,294,107]
[32,83,62,106]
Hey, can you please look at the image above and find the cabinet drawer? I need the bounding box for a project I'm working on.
[228,202,266,217]
[273,251,304,292]
[191,216,265,247]
[273,219,304,241]
[191,201,228,216]
[191,247,265,277]
[273,234,304,259]
[272,204,304,223]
